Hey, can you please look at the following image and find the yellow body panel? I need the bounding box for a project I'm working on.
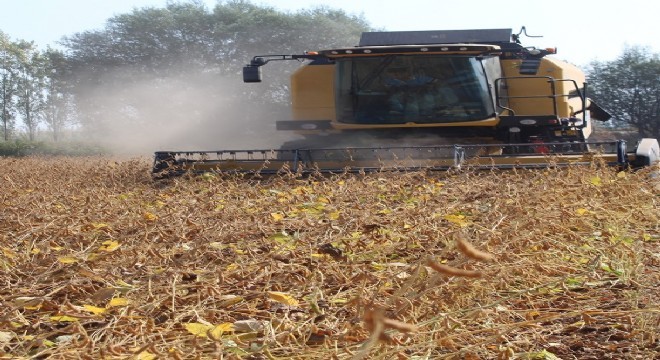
[291,64,335,121]
[501,57,585,118]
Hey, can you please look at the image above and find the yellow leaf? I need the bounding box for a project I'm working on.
[270,212,284,222]
[30,248,40,255]
[43,339,56,347]
[617,171,627,178]
[590,176,602,186]
[292,186,310,195]
[349,231,362,239]
[267,291,299,306]
[83,305,107,315]
[270,232,292,244]
[115,280,134,288]
[86,253,101,262]
[151,267,165,275]
[143,212,158,221]
[327,211,340,220]
[209,242,225,250]
[108,298,130,307]
[526,310,541,319]
[57,256,78,264]
[0,331,14,343]
[576,208,590,216]
[219,295,243,307]
[200,173,216,181]
[443,214,469,227]
[209,323,234,338]
[22,300,42,310]
[50,315,79,322]
[91,223,110,230]
[330,298,348,304]
[184,322,212,337]
[301,204,324,216]
[136,351,157,360]
[99,240,121,252]
[524,349,561,360]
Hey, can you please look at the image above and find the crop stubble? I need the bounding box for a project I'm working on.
[0,157,658,359]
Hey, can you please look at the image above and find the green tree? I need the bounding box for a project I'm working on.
[16,43,47,141]
[588,46,660,139]
[0,31,23,140]
[43,48,75,141]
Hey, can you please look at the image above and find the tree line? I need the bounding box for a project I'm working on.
[587,46,660,139]
[1,0,659,145]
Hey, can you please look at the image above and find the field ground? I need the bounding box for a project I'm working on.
[1,157,659,359]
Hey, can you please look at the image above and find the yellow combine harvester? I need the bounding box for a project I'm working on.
[153,28,659,176]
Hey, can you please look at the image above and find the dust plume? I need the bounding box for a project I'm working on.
[76,65,303,156]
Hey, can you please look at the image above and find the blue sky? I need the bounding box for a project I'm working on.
[1,0,658,66]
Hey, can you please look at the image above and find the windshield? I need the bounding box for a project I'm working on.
[335,55,495,124]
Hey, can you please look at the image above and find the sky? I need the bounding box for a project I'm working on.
[1,0,659,67]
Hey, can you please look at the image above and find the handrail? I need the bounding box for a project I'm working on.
[495,76,585,121]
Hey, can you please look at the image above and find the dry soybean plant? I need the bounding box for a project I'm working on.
[0,157,658,359]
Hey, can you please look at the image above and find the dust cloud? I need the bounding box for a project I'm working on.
[78,66,303,156]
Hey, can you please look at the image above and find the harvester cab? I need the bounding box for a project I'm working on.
[153,28,659,176]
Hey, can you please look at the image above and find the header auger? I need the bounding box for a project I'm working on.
[153,28,659,177]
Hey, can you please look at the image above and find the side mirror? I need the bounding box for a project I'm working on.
[243,66,262,83]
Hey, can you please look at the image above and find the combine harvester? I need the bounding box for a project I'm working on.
[153,28,659,176]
